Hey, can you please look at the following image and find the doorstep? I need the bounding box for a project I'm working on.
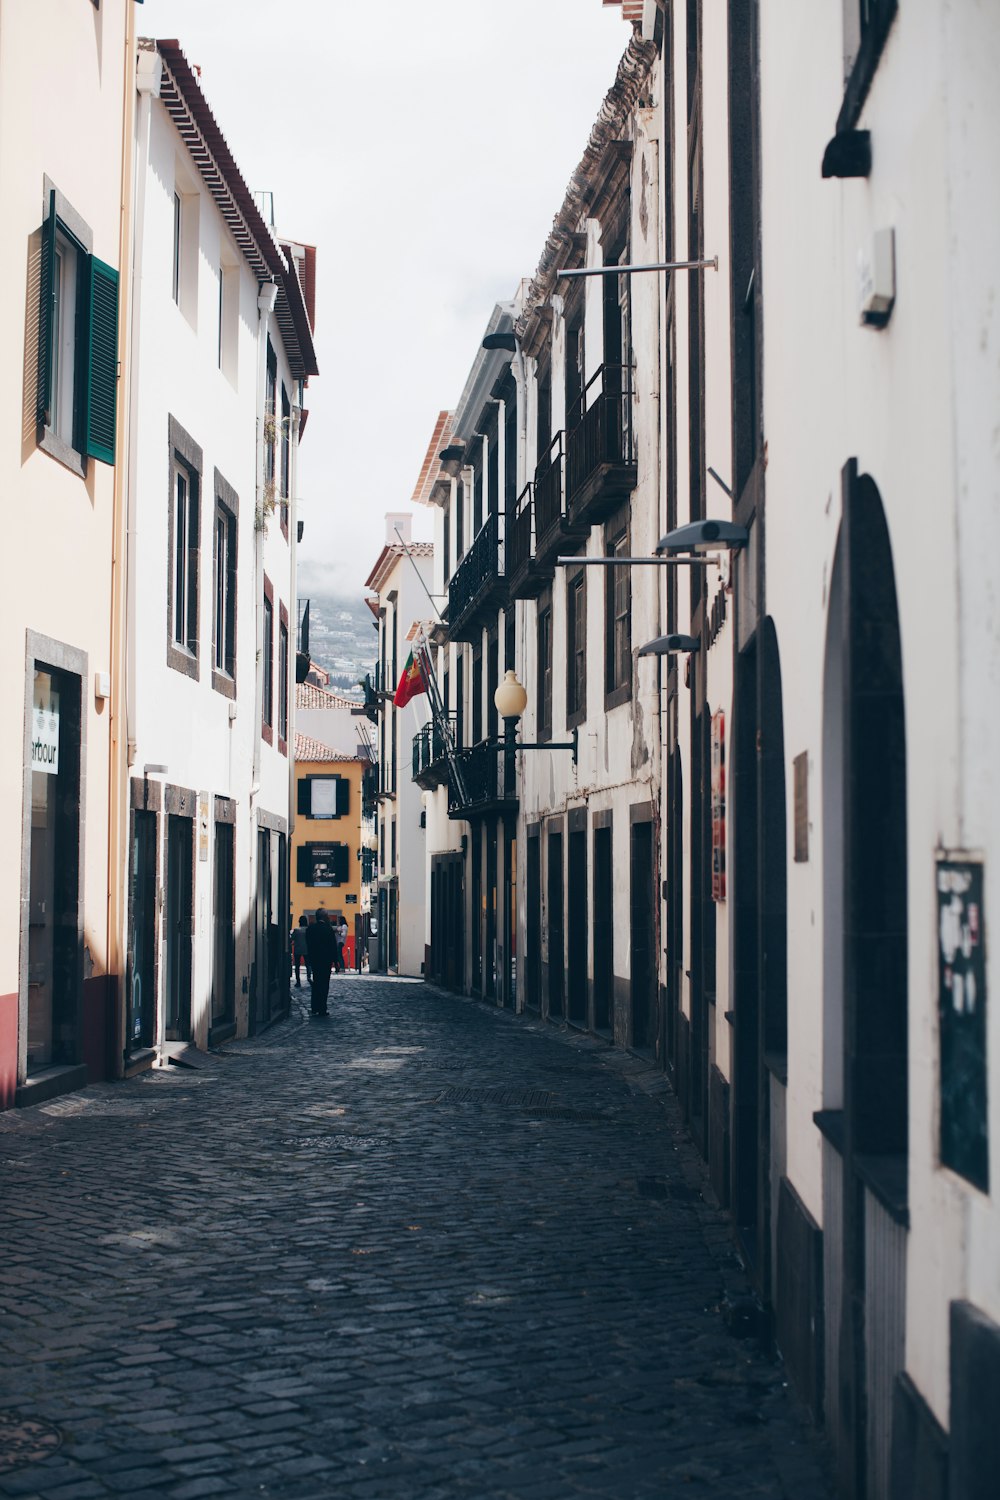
[15,1063,89,1109]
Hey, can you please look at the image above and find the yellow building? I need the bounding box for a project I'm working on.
[291,735,373,971]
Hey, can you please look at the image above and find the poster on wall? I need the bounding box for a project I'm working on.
[711,710,726,902]
[937,856,988,1191]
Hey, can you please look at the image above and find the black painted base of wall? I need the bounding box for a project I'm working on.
[708,1065,730,1208]
[775,1176,824,1424]
[675,1010,690,1118]
[950,1298,1000,1500]
[889,1371,948,1500]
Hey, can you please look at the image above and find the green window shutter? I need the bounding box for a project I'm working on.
[337,776,350,817]
[297,777,311,816]
[37,190,57,427]
[297,845,312,884]
[334,845,350,885]
[84,255,118,464]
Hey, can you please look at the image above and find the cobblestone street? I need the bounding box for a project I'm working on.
[0,979,832,1499]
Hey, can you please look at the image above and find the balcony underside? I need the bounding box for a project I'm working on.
[567,461,637,530]
[507,554,553,601]
[448,794,518,822]
[535,514,588,572]
[413,758,451,792]
[447,577,508,643]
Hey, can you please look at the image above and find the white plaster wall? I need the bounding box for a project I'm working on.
[132,97,295,1046]
[0,0,130,1012]
[758,0,997,1426]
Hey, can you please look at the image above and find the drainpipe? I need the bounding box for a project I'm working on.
[288,383,302,843]
[108,21,152,1075]
[249,280,277,1025]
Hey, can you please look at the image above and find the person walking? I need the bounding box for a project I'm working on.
[291,916,310,988]
[336,915,349,973]
[306,910,336,1016]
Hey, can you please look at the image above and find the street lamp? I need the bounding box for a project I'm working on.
[491,670,578,764]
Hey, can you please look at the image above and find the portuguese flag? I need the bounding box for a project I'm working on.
[393,649,427,708]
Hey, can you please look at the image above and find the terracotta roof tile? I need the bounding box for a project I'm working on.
[294,733,359,763]
[296,682,361,711]
[410,412,454,507]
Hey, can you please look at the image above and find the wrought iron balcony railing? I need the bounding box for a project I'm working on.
[447,743,517,819]
[447,509,506,643]
[412,711,460,790]
[506,481,551,601]
[565,363,637,529]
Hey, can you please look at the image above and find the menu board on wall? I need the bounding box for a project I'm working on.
[937,856,989,1191]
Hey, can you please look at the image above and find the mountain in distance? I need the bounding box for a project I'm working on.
[298,582,376,696]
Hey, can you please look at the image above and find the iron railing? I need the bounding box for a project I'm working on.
[565,363,635,520]
[447,743,516,817]
[533,431,566,546]
[447,510,505,637]
[412,711,460,784]
[506,481,534,581]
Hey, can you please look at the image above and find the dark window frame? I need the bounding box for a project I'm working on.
[605,506,631,710]
[298,773,350,820]
[166,415,203,682]
[278,603,289,755]
[296,840,350,888]
[279,383,290,540]
[262,574,274,744]
[566,566,587,729]
[537,587,553,742]
[211,469,238,698]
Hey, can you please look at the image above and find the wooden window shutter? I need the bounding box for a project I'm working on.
[297,777,311,816]
[37,190,57,427]
[337,776,350,817]
[85,256,119,464]
[297,845,312,884]
[335,845,350,884]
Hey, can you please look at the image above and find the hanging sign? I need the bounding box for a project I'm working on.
[711,709,726,902]
[937,856,988,1191]
[31,705,60,775]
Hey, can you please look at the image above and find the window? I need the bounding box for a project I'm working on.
[262,579,274,741]
[537,591,553,739]
[171,175,199,328]
[278,613,289,749]
[212,472,238,693]
[166,416,203,680]
[37,183,119,472]
[298,775,350,818]
[265,340,277,489]
[280,385,291,502]
[297,842,349,887]
[605,513,631,706]
[566,569,587,726]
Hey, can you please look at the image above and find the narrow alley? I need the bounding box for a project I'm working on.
[0,980,830,1499]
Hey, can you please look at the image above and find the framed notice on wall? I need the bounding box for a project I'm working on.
[711,710,726,902]
[937,856,988,1191]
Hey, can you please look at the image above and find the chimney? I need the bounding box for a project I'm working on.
[386,512,411,546]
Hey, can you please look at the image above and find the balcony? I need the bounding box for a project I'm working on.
[412,712,460,791]
[506,482,551,601]
[447,510,506,644]
[447,743,517,821]
[565,364,636,530]
[533,432,588,573]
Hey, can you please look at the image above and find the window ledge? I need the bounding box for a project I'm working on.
[814,1108,845,1154]
[211,669,236,700]
[604,685,631,713]
[167,642,200,682]
[855,1152,909,1227]
[38,425,87,479]
[763,1048,788,1087]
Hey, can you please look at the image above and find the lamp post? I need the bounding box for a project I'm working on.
[491,670,577,765]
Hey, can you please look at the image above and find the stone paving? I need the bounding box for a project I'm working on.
[0,977,833,1499]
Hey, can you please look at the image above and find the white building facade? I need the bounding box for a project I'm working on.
[124,41,317,1056]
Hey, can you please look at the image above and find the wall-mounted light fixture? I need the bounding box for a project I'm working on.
[555,258,719,279]
[637,634,700,658]
[656,518,748,555]
[489,670,578,764]
[481,332,517,352]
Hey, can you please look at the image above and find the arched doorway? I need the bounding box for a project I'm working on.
[823,462,908,1500]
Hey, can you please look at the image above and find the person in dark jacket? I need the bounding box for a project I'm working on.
[305,910,336,1016]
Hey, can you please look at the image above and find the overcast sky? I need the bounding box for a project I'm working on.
[150,0,628,596]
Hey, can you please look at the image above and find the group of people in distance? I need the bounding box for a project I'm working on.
[291,912,348,1017]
